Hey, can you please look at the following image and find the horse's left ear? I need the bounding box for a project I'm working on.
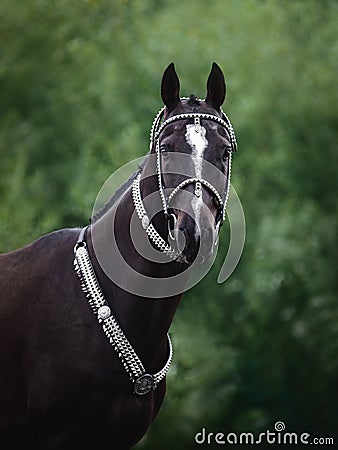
[206,62,226,109]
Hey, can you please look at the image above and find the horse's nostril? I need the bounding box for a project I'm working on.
[176,226,200,262]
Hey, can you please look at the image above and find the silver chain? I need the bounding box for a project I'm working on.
[74,241,173,395]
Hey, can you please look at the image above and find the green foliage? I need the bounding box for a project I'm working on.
[1,0,337,447]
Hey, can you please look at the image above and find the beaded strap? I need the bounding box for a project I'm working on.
[74,239,173,395]
[155,112,237,152]
[132,173,180,259]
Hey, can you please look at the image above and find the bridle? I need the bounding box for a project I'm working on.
[132,100,237,260]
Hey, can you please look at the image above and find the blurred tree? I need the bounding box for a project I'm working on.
[0,0,337,448]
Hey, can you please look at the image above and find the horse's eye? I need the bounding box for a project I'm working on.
[160,144,169,157]
[222,147,231,161]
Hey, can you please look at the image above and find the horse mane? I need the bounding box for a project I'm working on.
[92,152,150,222]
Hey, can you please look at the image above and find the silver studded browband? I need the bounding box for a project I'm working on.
[154,112,237,150]
[74,233,173,395]
[149,100,238,153]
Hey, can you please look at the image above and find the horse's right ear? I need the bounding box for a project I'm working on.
[161,63,180,109]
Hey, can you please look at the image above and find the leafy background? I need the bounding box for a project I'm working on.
[1,0,337,448]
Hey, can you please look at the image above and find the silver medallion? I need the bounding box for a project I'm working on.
[97,305,111,320]
[134,374,154,395]
[141,215,150,230]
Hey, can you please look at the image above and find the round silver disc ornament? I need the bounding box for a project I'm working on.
[97,305,111,320]
[134,374,154,395]
[141,215,150,230]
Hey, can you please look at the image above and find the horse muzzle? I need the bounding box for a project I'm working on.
[170,209,216,265]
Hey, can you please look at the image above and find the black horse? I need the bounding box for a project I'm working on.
[0,63,237,449]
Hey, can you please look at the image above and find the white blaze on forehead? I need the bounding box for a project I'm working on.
[185,124,208,178]
[185,124,208,237]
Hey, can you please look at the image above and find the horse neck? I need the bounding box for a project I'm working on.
[86,178,184,368]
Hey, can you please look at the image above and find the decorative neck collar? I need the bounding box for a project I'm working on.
[73,230,173,395]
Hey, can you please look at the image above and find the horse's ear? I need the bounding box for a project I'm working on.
[161,63,180,109]
[206,62,226,109]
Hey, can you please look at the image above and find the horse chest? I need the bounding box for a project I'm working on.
[25,340,165,448]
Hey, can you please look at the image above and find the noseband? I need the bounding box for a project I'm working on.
[132,101,237,260]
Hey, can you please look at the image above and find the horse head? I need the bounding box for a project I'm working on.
[147,62,236,264]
